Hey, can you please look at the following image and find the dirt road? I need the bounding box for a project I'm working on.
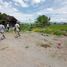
[0,32,67,67]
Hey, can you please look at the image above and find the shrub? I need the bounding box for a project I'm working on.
[44,28,52,34]
[53,31,62,35]
[32,28,43,32]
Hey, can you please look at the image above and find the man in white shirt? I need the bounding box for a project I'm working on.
[6,23,9,32]
[0,23,6,40]
[14,23,20,38]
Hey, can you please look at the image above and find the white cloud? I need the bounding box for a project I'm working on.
[0,0,67,23]
[35,4,67,22]
[13,0,29,7]
[0,0,35,22]
[10,11,35,22]
[31,0,45,5]
[0,0,33,22]
[32,0,41,4]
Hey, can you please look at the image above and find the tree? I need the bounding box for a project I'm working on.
[0,12,17,27]
[35,15,50,27]
[7,16,17,27]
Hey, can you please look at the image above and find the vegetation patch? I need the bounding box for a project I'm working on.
[40,44,51,48]
[37,42,51,48]
[25,46,29,48]
[31,25,67,36]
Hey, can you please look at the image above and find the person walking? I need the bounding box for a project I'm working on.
[6,23,9,32]
[0,23,6,40]
[14,23,20,38]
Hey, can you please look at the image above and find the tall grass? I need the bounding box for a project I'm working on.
[32,24,67,35]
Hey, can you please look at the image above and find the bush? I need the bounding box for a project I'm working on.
[20,24,31,31]
[53,31,62,35]
[44,28,53,34]
[32,28,42,32]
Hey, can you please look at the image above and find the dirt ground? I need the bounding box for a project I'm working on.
[0,32,67,67]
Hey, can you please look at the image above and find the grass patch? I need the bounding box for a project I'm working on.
[40,44,51,48]
[25,46,29,48]
[31,25,67,36]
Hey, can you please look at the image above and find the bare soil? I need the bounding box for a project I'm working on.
[0,32,67,67]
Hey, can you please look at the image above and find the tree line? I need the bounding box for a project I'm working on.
[0,12,51,29]
[0,12,17,27]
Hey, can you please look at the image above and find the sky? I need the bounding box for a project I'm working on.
[0,0,67,23]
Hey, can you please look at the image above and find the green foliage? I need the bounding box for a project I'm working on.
[32,28,43,32]
[53,31,62,35]
[0,13,7,21]
[47,25,67,31]
[0,12,17,27]
[35,15,50,27]
[31,25,67,36]
[20,23,32,31]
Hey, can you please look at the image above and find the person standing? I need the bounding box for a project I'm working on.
[0,23,6,40]
[14,23,20,38]
[6,23,9,32]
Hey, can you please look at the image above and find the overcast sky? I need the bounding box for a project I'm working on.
[0,0,67,23]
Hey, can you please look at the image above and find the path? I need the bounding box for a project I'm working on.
[0,32,67,67]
